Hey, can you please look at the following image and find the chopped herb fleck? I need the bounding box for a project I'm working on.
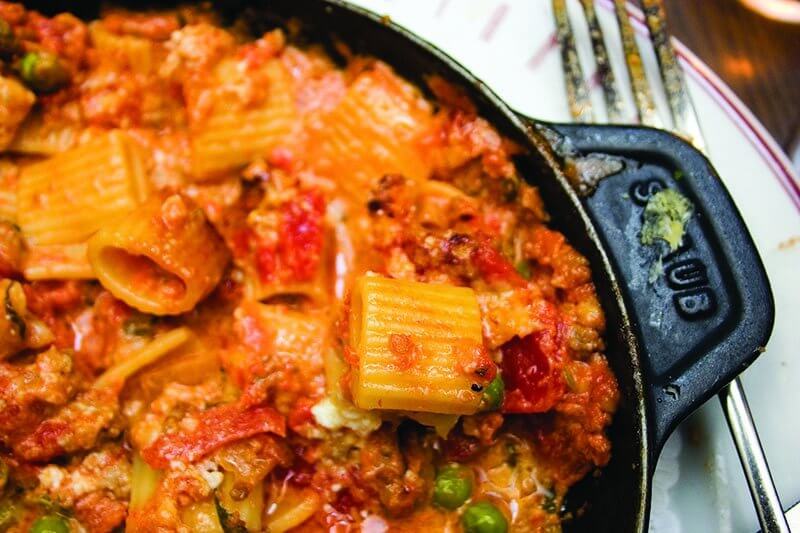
[648,256,664,284]
[123,315,155,337]
[515,260,532,280]
[501,177,519,202]
[542,492,559,514]
[640,189,693,252]
[505,441,518,467]
[563,368,577,392]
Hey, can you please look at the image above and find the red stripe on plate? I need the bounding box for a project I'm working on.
[481,3,510,42]
[527,31,559,70]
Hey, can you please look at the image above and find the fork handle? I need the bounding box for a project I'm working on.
[718,377,790,533]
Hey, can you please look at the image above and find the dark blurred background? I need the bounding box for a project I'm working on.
[664,0,800,165]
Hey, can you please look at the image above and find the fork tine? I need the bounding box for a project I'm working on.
[578,0,625,122]
[552,0,594,123]
[639,0,705,151]
[610,0,662,128]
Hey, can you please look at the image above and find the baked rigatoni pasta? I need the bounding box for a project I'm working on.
[17,130,150,246]
[9,112,79,154]
[0,7,619,532]
[93,326,195,391]
[0,160,18,221]
[348,274,491,414]
[307,64,433,202]
[23,243,94,280]
[190,59,297,179]
[88,194,230,315]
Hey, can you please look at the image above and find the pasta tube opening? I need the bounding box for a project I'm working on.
[88,194,230,315]
[98,247,187,301]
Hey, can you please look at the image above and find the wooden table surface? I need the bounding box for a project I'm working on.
[663,0,800,156]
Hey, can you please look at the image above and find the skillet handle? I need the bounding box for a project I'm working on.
[532,121,774,454]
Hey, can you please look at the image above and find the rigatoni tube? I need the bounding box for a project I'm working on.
[88,194,229,315]
[190,59,296,179]
[17,130,149,246]
[348,275,493,414]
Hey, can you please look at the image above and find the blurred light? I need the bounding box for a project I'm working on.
[722,56,755,78]
[739,0,800,23]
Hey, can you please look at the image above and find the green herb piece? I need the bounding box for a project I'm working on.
[0,501,17,529]
[640,189,693,252]
[4,282,25,339]
[514,260,532,280]
[563,368,577,392]
[500,177,519,202]
[123,315,155,337]
[215,497,247,533]
[648,256,664,284]
[505,441,518,467]
[542,492,559,514]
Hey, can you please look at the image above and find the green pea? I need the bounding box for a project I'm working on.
[461,502,508,533]
[29,515,69,533]
[432,465,472,510]
[17,52,70,94]
[482,375,504,411]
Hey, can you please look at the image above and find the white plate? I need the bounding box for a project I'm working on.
[345,1,800,531]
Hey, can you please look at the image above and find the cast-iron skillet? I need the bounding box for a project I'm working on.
[34,1,774,531]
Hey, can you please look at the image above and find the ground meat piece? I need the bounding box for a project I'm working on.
[405,230,525,288]
[442,430,482,463]
[367,174,416,220]
[0,220,23,278]
[535,355,619,490]
[462,412,504,446]
[523,225,591,290]
[74,491,128,533]
[426,110,516,179]
[214,434,292,486]
[0,346,76,447]
[36,445,131,507]
[15,387,118,462]
[359,424,432,517]
[478,288,555,349]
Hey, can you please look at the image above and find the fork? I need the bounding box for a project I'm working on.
[551,1,791,531]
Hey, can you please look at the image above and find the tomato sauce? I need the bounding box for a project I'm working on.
[0,4,619,532]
